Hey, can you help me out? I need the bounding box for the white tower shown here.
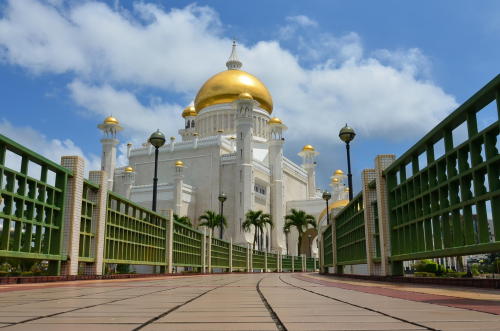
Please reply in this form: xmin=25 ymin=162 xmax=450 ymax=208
xmin=268 ymin=117 xmax=287 ymax=252
xmin=234 ymin=92 xmax=255 ymax=244
xmin=298 ymin=145 xmax=319 ymax=199
xmin=97 ymin=116 xmax=123 ymax=190
xmin=180 ymin=105 xmax=197 ymax=141
xmin=173 ymin=160 xmax=184 ymax=215
xmin=122 ymin=166 xmax=135 ymax=199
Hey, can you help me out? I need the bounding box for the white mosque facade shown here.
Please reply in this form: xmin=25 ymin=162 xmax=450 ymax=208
xmin=100 ymin=43 xmax=349 ymax=256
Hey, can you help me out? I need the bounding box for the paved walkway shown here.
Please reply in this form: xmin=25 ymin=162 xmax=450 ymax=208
xmin=0 ymin=273 xmax=499 ymax=330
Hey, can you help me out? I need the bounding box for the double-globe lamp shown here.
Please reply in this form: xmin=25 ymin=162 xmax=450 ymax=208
xmin=149 ymin=129 xmax=166 ymax=212
xmin=339 ymin=124 xmax=356 ymax=201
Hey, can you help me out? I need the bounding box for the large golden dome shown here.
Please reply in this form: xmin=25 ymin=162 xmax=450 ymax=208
xmin=194 ymin=70 xmax=273 ymax=114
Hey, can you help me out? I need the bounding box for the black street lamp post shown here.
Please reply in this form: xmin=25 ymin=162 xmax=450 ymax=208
xmin=339 ymin=124 xmax=356 ymax=201
xmin=218 ymin=193 xmax=227 ymax=239
xmin=149 ymin=129 xmax=166 ymax=211
xmin=322 ymin=191 xmax=331 ymax=225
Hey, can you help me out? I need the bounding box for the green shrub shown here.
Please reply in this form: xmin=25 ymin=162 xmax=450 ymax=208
xmin=446 ymin=272 xmax=467 ymax=278
xmin=20 ymin=271 xmax=33 ymax=277
xmin=0 ymin=271 xmax=9 ymax=277
xmin=471 ymin=263 xmax=480 ymax=276
xmin=414 ymin=271 xmax=436 ymax=277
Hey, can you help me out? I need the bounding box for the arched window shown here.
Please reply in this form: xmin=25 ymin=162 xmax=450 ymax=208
xmin=191 ymin=120 xmax=195 ymax=128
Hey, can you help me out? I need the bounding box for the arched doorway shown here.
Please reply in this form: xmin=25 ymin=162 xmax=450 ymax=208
xmin=300 ymin=228 xmax=318 ymax=257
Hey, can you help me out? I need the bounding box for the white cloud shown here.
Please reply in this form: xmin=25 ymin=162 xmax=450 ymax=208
xmin=0 ymin=119 xmax=101 ymax=176
xmin=286 ymin=15 xmax=318 ymax=27
xmin=69 ymin=80 xmax=182 ymax=139
xmin=0 ymin=0 xmax=457 ymax=146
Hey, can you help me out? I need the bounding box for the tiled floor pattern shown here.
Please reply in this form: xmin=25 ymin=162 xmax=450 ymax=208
xmin=0 ymin=273 xmax=498 ymax=330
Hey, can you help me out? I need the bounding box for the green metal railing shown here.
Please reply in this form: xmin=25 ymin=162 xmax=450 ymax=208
xmin=267 ymin=252 xmax=278 ymax=271
xmin=306 ymin=257 xmax=315 ymax=271
xmin=385 ymin=75 xmax=500 ymax=262
xmin=0 ymin=134 xmax=69 ymax=273
xmin=211 ymin=237 xmax=230 ymax=268
xmin=231 ymin=244 xmax=247 ymax=269
xmin=173 ymin=221 xmax=203 ymax=267
xmin=372 ymin=201 xmax=381 ymax=261
xmin=282 ymin=255 xmax=292 ymax=271
xmin=79 ymin=180 xmax=98 ymax=262
xmin=322 ymin=223 xmax=333 ymax=267
xmin=252 ymin=249 xmax=265 ymax=269
xmin=104 ymin=192 xmax=167 ymax=266
xmin=335 ymin=193 xmax=366 ymax=265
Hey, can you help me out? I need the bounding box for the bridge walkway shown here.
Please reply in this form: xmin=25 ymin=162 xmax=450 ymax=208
xmin=0 ymin=273 xmax=498 ymax=330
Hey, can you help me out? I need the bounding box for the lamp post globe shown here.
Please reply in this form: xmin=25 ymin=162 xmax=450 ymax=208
xmin=149 ymin=129 xmax=166 ymax=148
xmin=149 ymin=129 xmax=166 ymax=212
xmin=339 ymin=124 xmax=356 ymax=143
xmin=339 ymin=124 xmax=356 ymax=201
xmin=218 ymin=193 xmax=227 ymax=239
xmin=322 ymin=191 xmax=331 ymax=225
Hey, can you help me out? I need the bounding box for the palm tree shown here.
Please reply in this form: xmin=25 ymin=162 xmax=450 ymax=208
xmin=198 ymin=210 xmax=226 ymax=237
xmin=173 ymin=214 xmax=192 ymax=227
xmin=242 ymin=210 xmax=273 ymax=250
xmin=284 ymin=209 xmax=316 ymax=255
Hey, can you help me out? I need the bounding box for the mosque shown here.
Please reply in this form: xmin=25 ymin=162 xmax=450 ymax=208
xmin=97 ymin=42 xmax=349 ymax=256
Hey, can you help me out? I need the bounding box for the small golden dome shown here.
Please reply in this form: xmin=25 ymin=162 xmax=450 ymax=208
xmin=332 ymin=178 xmax=339 ymax=183
xmin=175 ymin=160 xmax=184 ymax=167
xmin=104 ymin=116 xmax=119 ymax=125
xmin=194 ymin=70 xmax=273 ymax=113
xmin=344 ymin=187 xmax=350 ymax=192
xmin=268 ymin=117 xmax=283 ymax=125
xmin=124 ymin=166 xmax=134 ymax=173
xmin=335 ymin=169 xmax=344 ymax=175
xmin=302 ymin=144 xmax=315 ymax=152
xmin=182 ymin=105 xmax=197 ymax=118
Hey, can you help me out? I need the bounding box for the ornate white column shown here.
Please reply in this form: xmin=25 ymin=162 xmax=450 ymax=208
xmin=268 ymin=117 xmax=287 ymax=253
xmin=173 ymin=160 xmax=184 ymax=216
xmin=97 ymin=116 xmax=122 ymax=191
xmin=233 ymin=92 xmax=255 ymax=245
xmin=298 ymin=145 xmax=319 ymax=199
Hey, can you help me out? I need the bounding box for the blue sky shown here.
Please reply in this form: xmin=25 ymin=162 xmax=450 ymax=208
xmin=0 ymin=0 xmax=499 ymax=193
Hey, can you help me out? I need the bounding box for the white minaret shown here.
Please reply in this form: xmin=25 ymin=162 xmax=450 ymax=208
xmin=97 ymin=116 xmax=123 ymax=190
xmin=234 ymin=92 xmax=255 ymax=245
xmin=268 ymin=117 xmax=287 ymax=253
xmin=122 ymin=166 xmax=135 ymax=199
xmin=173 ymin=160 xmax=184 ymax=215
xmin=330 ymin=169 xmax=348 ymax=201
xmin=180 ymin=105 xmax=197 ymax=141
xmin=298 ymin=145 xmax=319 ymax=199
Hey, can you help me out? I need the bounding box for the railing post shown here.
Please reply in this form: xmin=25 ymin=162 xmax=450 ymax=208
xmin=362 ymin=169 xmax=377 ymax=276
xmin=331 ymin=222 xmax=336 ymax=274
xmin=88 ymin=170 xmax=108 ymax=275
xmin=229 ymin=238 xmax=233 ymax=272
xmin=302 ymin=254 xmax=306 ymax=272
xmin=278 ymin=251 xmax=282 ymax=272
xmin=264 ymin=251 xmax=267 ymax=272
xmin=246 ymin=244 xmax=250 ymax=272
xmin=60 ymin=156 xmax=85 ymax=276
xmin=314 ymin=257 xmax=316 ymax=271
xmin=374 ymin=154 xmax=396 ymax=276
xmin=291 ymin=254 xmax=294 ymax=272
xmin=167 ymin=209 xmax=174 ymax=274
xmin=201 ymin=227 xmax=207 ymax=273
xmin=208 ymin=230 xmax=212 ymax=273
